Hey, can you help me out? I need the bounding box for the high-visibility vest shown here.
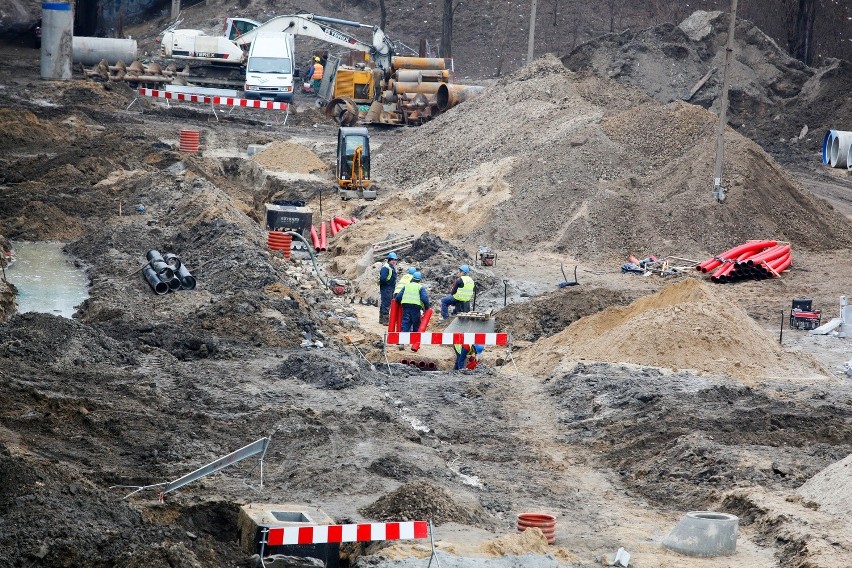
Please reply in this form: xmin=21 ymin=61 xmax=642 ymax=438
xmin=452 ymin=275 xmax=474 ymax=302
xmin=454 ymin=344 xmax=469 ymax=355
xmin=394 ymin=273 xmax=413 ymax=294
xmin=401 ymin=282 xmax=423 ymax=307
xmin=312 ymin=63 xmax=324 ymax=79
xmin=378 ymin=262 xmax=393 ymax=284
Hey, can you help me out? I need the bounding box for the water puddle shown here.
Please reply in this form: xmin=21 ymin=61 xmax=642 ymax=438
xmin=5 ymin=241 xmax=89 ymax=318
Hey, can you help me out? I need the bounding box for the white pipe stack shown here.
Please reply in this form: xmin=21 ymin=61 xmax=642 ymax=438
xmin=822 ymin=129 xmax=852 ymax=168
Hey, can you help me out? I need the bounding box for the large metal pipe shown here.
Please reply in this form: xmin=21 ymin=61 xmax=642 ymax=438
xmin=142 ymin=265 xmax=169 ymax=295
xmin=176 ymin=264 xmax=196 ymax=290
xmin=436 ymin=84 xmax=486 ymax=111
xmin=395 ymin=69 xmax=449 ymax=83
xmin=72 ymin=37 xmax=137 ymax=66
xmin=392 ymin=56 xmax=445 ymax=71
xmin=150 ymin=260 xmax=174 ymax=280
xmin=41 ymin=2 xmax=73 ymax=80
xmin=163 ymin=253 xmax=182 ymax=269
xmin=146 ymin=249 xmax=164 ymax=263
xmin=830 ymin=131 xmax=852 ymax=168
xmin=393 ymin=81 xmax=442 ymax=95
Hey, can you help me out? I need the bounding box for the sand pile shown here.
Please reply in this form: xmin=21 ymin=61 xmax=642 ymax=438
xmin=798 ymin=454 xmax=852 ymax=521
xmin=517 ymin=278 xmax=826 ymax=382
xmin=252 ymin=141 xmax=327 ymax=174
xmin=375 ymin=55 xmax=852 ymax=260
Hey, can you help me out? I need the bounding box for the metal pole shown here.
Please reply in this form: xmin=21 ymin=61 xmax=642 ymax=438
xmin=712 ymin=0 xmax=738 ymax=203
xmin=779 ymin=309 xmax=784 ymax=344
xmin=526 ymin=0 xmax=538 ymax=64
xmin=503 ymin=279 xmax=508 ymax=307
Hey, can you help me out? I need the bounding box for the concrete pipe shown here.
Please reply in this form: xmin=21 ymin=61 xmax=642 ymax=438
xmin=663 ymin=511 xmax=738 ymax=557
xmin=393 ymin=81 xmax=442 ymax=95
xmin=829 ymin=130 xmax=852 ymax=168
xmin=820 ymin=130 xmax=851 ymax=165
xmin=392 ymin=57 xmax=445 ymax=71
xmin=436 ymin=84 xmax=486 ymax=112
xmin=41 ymin=2 xmax=74 ymax=80
xmin=176 ymin=264 xmax=196 ymax=290
xmin=142 ymin=265 xmax=169 ymax=295
xmin=72 ymin=37 xmax=137 ymax=66
xmin=395 ymin=69 xmax=449 ymax=83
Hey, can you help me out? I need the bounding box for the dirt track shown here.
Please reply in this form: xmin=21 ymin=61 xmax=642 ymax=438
xmin=2 ymin=19 xmax=852 ymax=568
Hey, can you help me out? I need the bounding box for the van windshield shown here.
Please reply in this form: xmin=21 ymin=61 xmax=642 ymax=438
xmin=248 ymin=57 xmax=293 ymax=74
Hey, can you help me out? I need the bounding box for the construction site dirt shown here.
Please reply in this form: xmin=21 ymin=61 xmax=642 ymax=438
xmin=2 ymin=7 xmax=852 ymax=568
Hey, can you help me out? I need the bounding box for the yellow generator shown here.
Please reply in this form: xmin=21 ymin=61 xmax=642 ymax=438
xmin=333 ymin=67 xmax=375 ymax=102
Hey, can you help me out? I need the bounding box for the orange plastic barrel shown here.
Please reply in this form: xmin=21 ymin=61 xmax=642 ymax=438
xmin=517 ymin=513 xmax=556 ymax=545
xmin=179 ymin=129 xmax=200 ymax=153
xmin=267 ymin=231 xmax=292 ymax=258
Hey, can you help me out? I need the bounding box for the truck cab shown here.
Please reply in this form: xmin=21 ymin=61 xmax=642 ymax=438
xmin=244 ymin=33 xmax=296 ymax=102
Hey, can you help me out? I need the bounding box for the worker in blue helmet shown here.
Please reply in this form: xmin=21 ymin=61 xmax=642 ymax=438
xmin=440 ymin=264 xmax=474 ymax=320
xmin=454 ymin=343 xmax=484 ymax=370
xmin=394 ymin=271 xmax=430 ymax=332
xmin=377 ymin=252 xmax=398 ymax=325
xmin=394 ymin=266 xmax=418 ymax=295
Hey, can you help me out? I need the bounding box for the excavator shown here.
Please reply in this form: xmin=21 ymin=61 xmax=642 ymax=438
xmin=336 ymin=127 xmax=374 ymax=200
xmin=159 ymin=13 xmax=406 ymax=88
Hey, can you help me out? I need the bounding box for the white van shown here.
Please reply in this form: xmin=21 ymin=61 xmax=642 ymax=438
xmin=244 ymin=33 xmax=296 ymax=102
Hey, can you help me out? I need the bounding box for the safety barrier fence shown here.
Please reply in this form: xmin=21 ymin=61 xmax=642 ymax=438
xmin=385 ymin=332 xmax=509 ymax=346
xmin=137 ymin=88 xmax=289 ymax=110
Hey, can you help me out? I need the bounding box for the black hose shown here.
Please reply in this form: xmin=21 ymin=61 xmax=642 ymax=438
xmin=282 ymin=230 xmax=327 ymax=288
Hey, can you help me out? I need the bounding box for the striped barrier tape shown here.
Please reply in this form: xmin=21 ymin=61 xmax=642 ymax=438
xmin=266 ymin=521 xmax=428 ymax=546
xmin=385 ymin=332 xmax=509 ymax=346
xmin=138 ymin=88 xmax=289 ymax=110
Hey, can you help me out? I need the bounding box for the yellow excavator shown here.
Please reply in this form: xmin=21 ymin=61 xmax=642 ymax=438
xmin=336 ymin=127 xmax=375 ymax=200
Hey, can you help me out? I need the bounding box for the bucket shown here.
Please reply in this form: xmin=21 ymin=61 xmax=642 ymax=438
xmin=517 ymin=513 xmax=556 ymax=545
xmin=179 ymin=129 xmax=200 ymax=153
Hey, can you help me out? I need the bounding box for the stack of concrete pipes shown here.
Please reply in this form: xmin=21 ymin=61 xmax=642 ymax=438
xmin=822 ymin=130 xmax=852 ymax=170
xmin=381 ymin=57 xmax=485 ymax=124
xmin=143 ymin=250 xmax=197 ymax=295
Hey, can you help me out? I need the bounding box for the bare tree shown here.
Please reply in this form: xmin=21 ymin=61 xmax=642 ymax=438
xmin=785 ymin=0 xmax=817 ymax=65
xmin=440 ymin=0 xmax=463 ymax=58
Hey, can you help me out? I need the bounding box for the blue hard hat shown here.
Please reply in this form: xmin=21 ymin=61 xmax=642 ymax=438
xmin=459 ymin=264 xmax=470 ymax=274
xmin=473 ymin=345 xmax=484 ymax=354
xmin=412 ymin=271 xmax=422 ymax=280
xmin=407 ymin=267 xmax=417 ymax=275
xmin=387 ymin=252 xmax=398 ymax=260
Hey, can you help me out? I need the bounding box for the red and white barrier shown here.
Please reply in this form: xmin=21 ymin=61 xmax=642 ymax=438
xmin=385 ymin=332 xmax=509 ymax=346
xmin=138 ymin=88 xmax=289 ymax=110
xmin=266 ymin=521 xmax=428 ymax=546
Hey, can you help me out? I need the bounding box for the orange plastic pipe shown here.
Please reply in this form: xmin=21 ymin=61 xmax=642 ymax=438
xmin=411 ymin=308 xmax=433 ymax=352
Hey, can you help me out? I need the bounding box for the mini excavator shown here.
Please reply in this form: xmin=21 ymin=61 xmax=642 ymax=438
xmin=336 ymin=127 xmax=376 ymax=200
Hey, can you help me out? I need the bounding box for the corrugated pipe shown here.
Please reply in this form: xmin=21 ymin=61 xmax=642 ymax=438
xmin=517 ymin=513 xmax=556 ymax=545
xmin=330 ymin=218 xmax=339 ymax=236
xmin=697 ymin=240 xmax=777 ymax=273
xmin=310 ymin=225 xmax=320 ymax=250
xmin=320 ymin=222 xmax=328 ymax=251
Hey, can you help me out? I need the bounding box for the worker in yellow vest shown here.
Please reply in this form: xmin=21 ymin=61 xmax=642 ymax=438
xmin=394 ymin=267 xmax=417 ymax=295
xmin=440 ymin=265 xmax=474 ymax=319
xmin=394 ymin=271 xmax=430 ymax=332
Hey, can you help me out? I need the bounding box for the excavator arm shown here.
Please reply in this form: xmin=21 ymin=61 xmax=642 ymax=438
xmin=233 ymin=13 xmax=395 ymax=70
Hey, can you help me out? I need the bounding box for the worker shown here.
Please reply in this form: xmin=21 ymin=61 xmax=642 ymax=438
xmin=394 ymin=266 xmax=417 ymax=295
xmin=453 ymin=344 xmax=484 ymax=370
xmin=440 ymin=265 xmax=475 ymax=320
xmin=394 ymin=271 xmax=430 ymax=332
xmin=378 ymin=252 xmax=398 ymax=325
xmin=308 ymin=56 xmax=324 ymax=95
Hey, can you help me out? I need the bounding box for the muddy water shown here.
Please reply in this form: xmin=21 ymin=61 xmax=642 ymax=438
xmin=5 ymin=241 xmax=89 ymax=318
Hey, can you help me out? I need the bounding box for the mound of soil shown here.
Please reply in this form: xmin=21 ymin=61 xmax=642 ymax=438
xmin=252 ymin=141 xmax=327 ymax=174
xmin=375 ymin=55 xmax=852 ymax=260
xmin=360 ymin=479 xmax=487 ymax=527
xmin=520 ymin=277 xmax=827 ymax=382
xmin=495 ymin=287 xmax=630 ymax=341
xmin=798 ymin=454 xmax=852 ymax=520
xmin=278 ymin=349 xmax=376 ymax=390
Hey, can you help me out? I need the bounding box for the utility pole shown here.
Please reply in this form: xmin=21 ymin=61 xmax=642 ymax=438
xmin=527 ymin=0 xmax=537 ymax=64
xmin=712 ymin=0 xmax=737 ymax=203
xmin=171 ymin=0 xmax=180 ymax=19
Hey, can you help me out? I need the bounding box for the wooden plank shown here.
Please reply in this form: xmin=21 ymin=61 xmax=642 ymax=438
xmin=682 ymin=67 xmax=717 ymax=101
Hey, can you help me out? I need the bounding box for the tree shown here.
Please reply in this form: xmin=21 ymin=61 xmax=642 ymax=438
xmin=785 ymin=0 xmax=817 ymax=65
xmin=440 ymin=0 xmax=463 ymax=58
